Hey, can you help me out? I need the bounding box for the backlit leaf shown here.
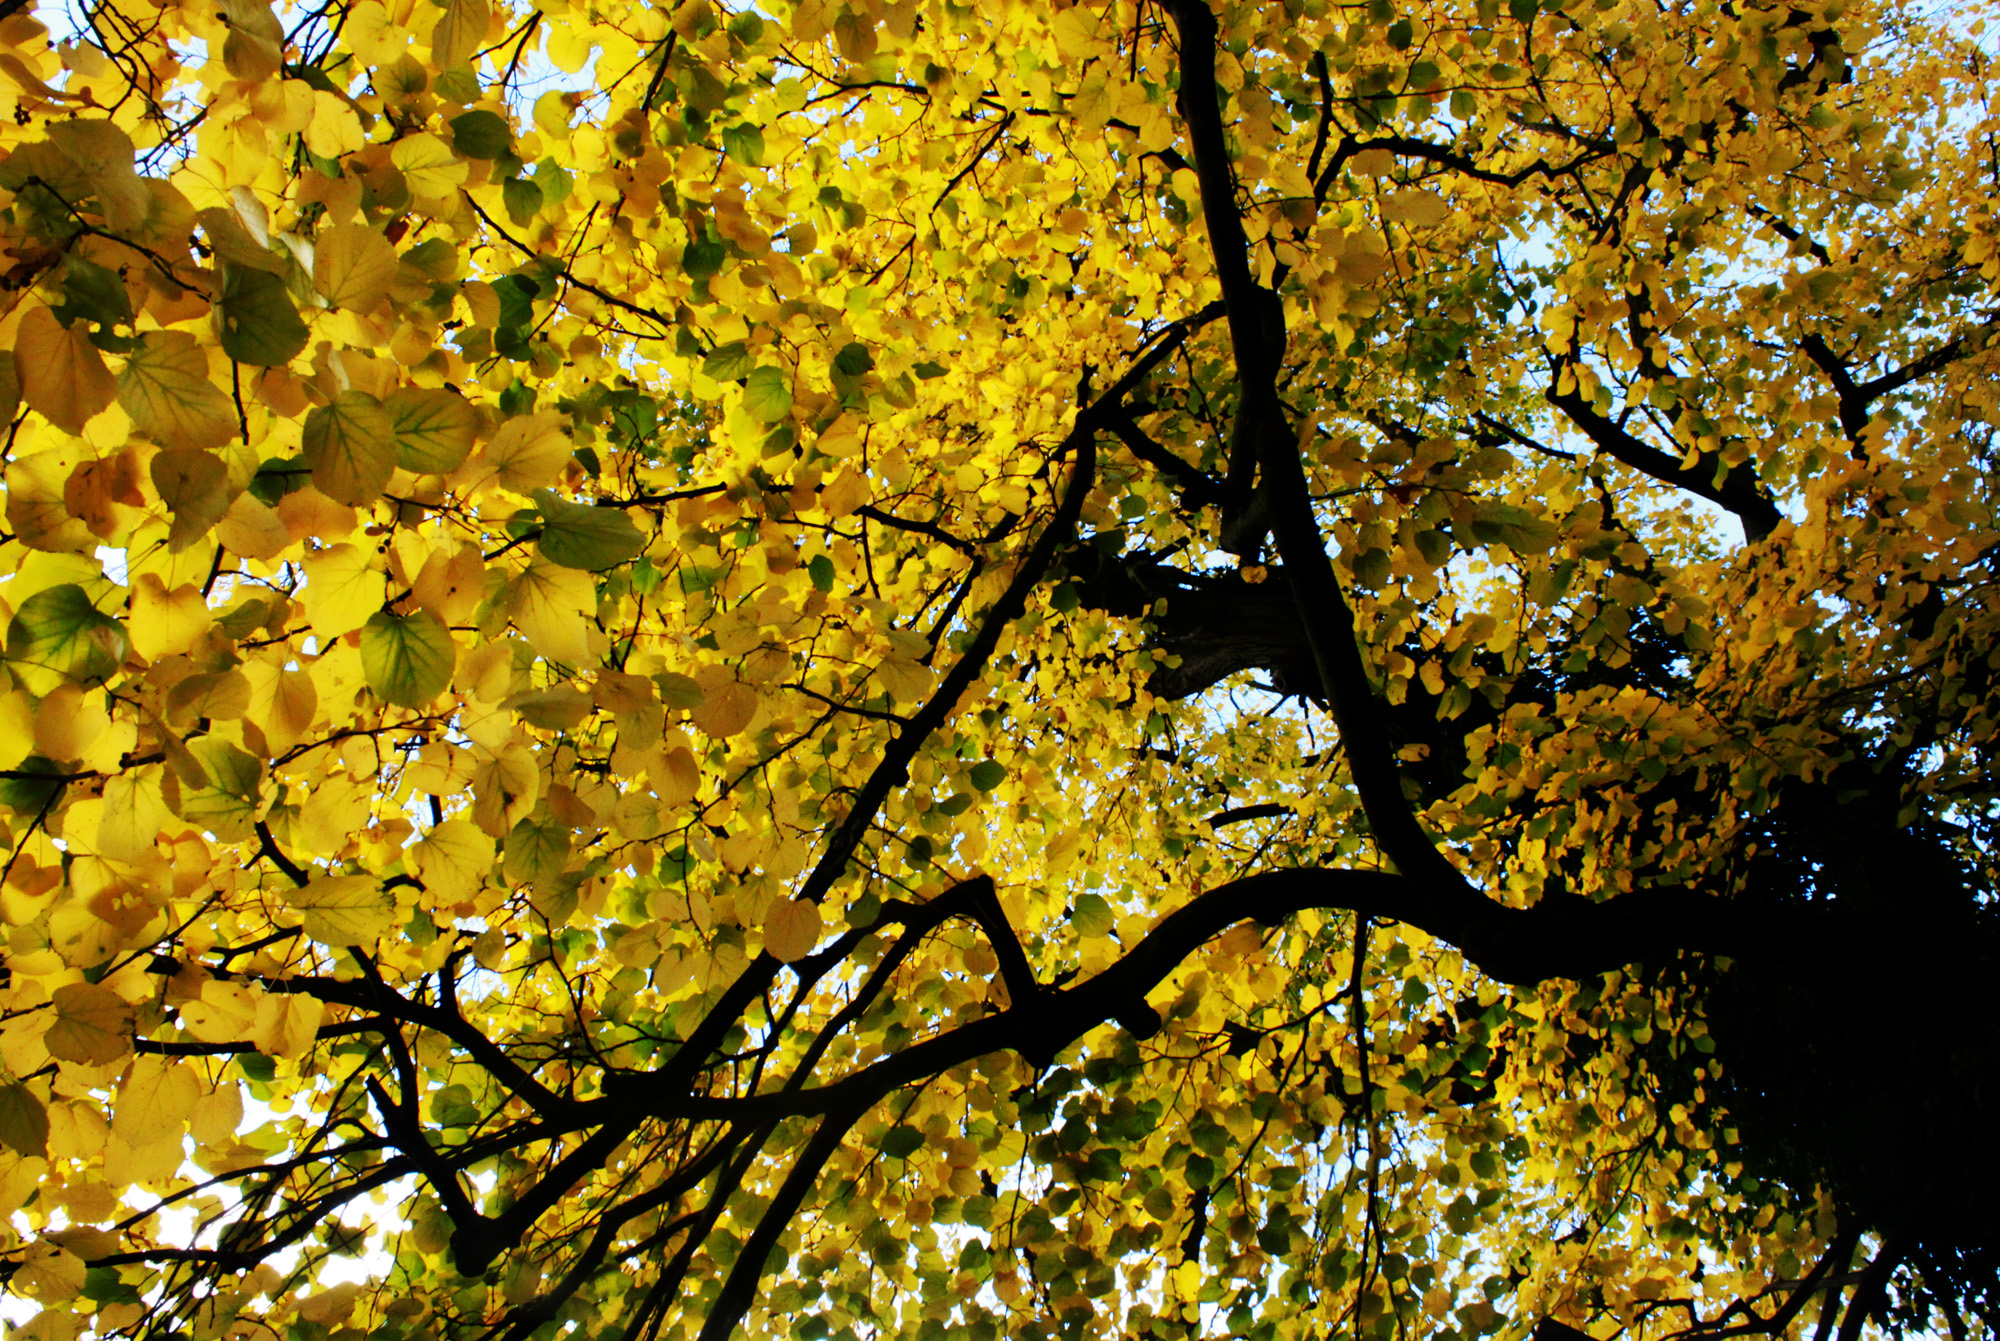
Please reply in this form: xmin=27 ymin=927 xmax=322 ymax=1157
xmin=313 ymin=223 xmax=401 ymax=313
xmin=301 ymin=390 xmax=397 ymax=505
xmin=533 ymin=489 xmax=645 ymax=570
xmin=215 ymin=264 xmax=308 ymax=366
xmin=118 ymin=331 xmax=236 ymax=450
xmin=285 ymin=875 xmax=394 ymax=947
xmin=360 ymin=610 xmax=456 ymax=708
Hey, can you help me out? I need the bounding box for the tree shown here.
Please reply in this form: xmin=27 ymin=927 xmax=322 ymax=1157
xmin=0 ymin=0 xmax=1995 ymax=1334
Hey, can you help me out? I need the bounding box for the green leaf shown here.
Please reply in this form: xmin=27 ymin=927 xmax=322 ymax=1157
xmin=387 ymin=387 xmax=479 ymax=473
xmin=722 ymin=123 xmax=765 ymax=166
xmin=450 ymin=109 xmax=513 ymax=159
xmin=912 ymin=360 xmax=947 ymax=379
xmin=808 ymin=554 xmax=835 ymax=592
xmin=494 ymin=273 xmax=539 ymax=331
xmin=0 ymin=757 xmax=71 ymax=813
xmin=655 ymin=671 xmax=704 ymax=710
xmin=533 ymin=489 xmax=646 ymax=570
xmin=189 ymin=737 xmax=262 ymax=801
xmin=703 ymin=341 xmax=754 ymax=381
xmin=968 ymin=760 xmax=1007 ymax=792
xmin=55 ymin=256 xmax=133 ymax=331
xmin=833 ymin=342 xmax=873 ymax=375
xmin=1469 ymin=501 xmax=1558 ymax=555
xmin=81 ymin=1266 xmax=140 ymax=1306
xmin=683 ymin=239 xmax=725 ymax=281
xmin=502 ymin=175 xmax=544 ymax=225
xmin=7 ymin=584 xmax=126 ymax=693
xmin=361 ymin=611 xmax=456 ymax=708
xmin=743 ymin=365 xmax=792 ymax=423
xmin=214 ymin=263 xmax=308 ymax=366
xmin=1072 ymin=892 xmax=1115 ymax=937
xmin=534 ymin=158 xmax=573 ymax=208
xmin=0 ymin=1082 xmax=48 ymax=1157
xmin=880 ymin=1125 xmax=924 ymax=1158
xmin=505 ymin=813 xmax=573 ymax=885
xmin=301 ymin=390 xmax=397 ymax=505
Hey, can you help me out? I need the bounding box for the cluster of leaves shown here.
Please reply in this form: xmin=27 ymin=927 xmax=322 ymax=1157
xmin=0 ymin=0 xmax=1994 ymax=1337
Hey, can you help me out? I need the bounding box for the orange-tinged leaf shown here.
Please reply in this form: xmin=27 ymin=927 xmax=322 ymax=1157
xmin=764 ymin=898 xmax=822 ymax=962
xmin=15 ymin=305 xmax=115 ymax=433
xmin=690 ymin=678 xmax=756 ymax=738
xmin=44 ymin=982 xmax=133 ymax=1066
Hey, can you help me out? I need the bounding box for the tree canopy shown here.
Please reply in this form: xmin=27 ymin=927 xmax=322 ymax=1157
xmin=0 ymin=0 xmax=1996 ymax=1337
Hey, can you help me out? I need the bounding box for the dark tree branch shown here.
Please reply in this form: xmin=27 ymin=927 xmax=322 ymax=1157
xmin=1545 ymin=380 xmax=1782 ymax=541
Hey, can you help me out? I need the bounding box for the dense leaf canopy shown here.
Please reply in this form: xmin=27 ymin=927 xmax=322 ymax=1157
xmin=0 ymin=0 xmax=1995 ymax=1338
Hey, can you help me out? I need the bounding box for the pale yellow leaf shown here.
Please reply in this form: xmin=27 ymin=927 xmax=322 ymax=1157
xmin=391 ymin=133 xmax=469 ymax=199
xmin=506 ymin=560 xmax=594 ymax=665
xmin=112 ymin=1056 xmax=199 ymax=1146
xmin=410 ymin=818 xmax=495 ymax=902
xmin=302 ymin=542 xmax=386 ymax=640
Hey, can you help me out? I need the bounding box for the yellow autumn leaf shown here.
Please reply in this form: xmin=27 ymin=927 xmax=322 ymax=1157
xmin=313 ymin=222 xmax=401 ymax=314
xmin=506 ymin=560 xmax=595 ymax=665
xmin=284 ymin=874 xmax=396 ymax=946
xmin=430 ymin=0 xmax=492 ymax=68
xmin=302 ymin=542 xmax=387 ymax=640
xmin=303 ymin=89 xmax=367 ymax=159
xmin=112 ymin=1056 xmax=200 ymax=1146
xmin=472 ymin=410 xmax=571 ymax=494
xmin=391 ymin=133 xmax=470 ymax=199
xmin=250 ymin=992 xmax=324 ymax=1060
xmin=96 ymin=767 xmax=171 ymax=862
xmin=32 ymin=682 xmax=108 ymax=761
xmin=409 ymin=818 xmax=495 ymax=902
xmin=301 ymin=390 xmax=397 ymax=505
xmin=240 ymin=660 xmax=319 ymax=753
xmin=127 ymin=574 xmax=214 ymax=662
